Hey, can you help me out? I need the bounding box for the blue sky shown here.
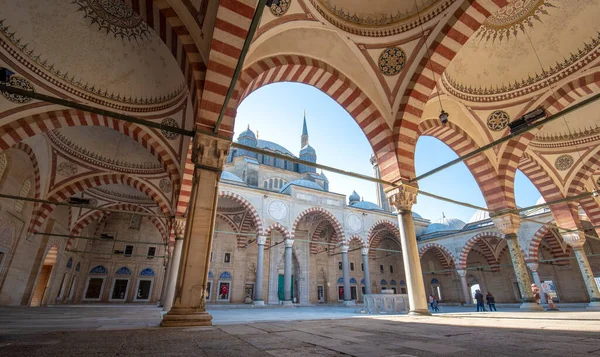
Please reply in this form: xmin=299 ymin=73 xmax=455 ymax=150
xmin=235 ymin=83 xmax=541 ymax=223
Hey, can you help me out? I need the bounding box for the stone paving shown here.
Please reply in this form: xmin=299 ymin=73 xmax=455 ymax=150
xmin=1 ymin=305 xmax=599 ymax=356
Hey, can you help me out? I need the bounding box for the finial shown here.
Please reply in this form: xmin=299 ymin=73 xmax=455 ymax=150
xmin=256 ymin=130 xmax=259 ymax=139
xmin=247 ymin=124 xmax=250 ymax=130
xmin=442 ymin=212 xmax=446 ymax=219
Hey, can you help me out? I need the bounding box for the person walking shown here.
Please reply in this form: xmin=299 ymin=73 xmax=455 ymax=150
xmin=429 ymin=294 xmax=435 ymax=311
xmin=433 ymin=296 xmax=440 ymax=312
xmin=474 ymin=290 xmax=486 ymax=312
xmin=486 ymin=292 xmax=497 ymax=311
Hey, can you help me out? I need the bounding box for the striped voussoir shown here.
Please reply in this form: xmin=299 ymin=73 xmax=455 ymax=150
xmin=197 ymin=0 xmax=255 ymax=136
xmin=366 ymin=219 xmax=401 ymax=258
xmin=0 ymin=109 xmax=181 ymax=190
xmin=579 ymin=196 xmax=600 ymax=237
xmin=566 ymin=149 xmax=600 ymax=198
xmin=265 ymin=222 xmax=291 ymax=246
xmin=418 ymin=243 xmax=456 ymax=270
xmin=309 ymin=218 xmax=340 ymax=255
xmin=527 ymin=225 xmax=571 ymax=265
xmin=237 ymin=54 xmax=399 ymax=182
xmin=540 ymin=71 xmax=600 ymax=115
xmin=394 ymin=0 xmax=508 ymax=179
xmin=347 ymin=234 xmax=365 ymax=247
xmin=218 ymin=191 xmax=264 ymax=235
xmin=176 ymin=141 xmax=194 ymax=215
xmin=66 ymin=203 xmax=167 ymax=251
xmin=131 ymin=0 xmax=206 ymax=113
xmin=417 ymin=119 xmax=504 ymax=209
xmin=291 ymin=207 xmax=345 ymax=243
xmin=457 ymin=232 xmax=504 ymax=270
xmin=27 ymin=173 xmax=172 ymax=237
xmin=13 ymin=142 xmax=41 ymax=208
xmin=519 ymin=153 xmax=581 ymax=230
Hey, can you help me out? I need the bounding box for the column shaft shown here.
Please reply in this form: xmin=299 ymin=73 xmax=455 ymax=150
xmin=341 ymin=244 xmax=352 ymax=303
xmin=527 ymin=264 xmax=547 ymax=304
xmin=283 ymin=239 xmax=293 ymax=304
xmin=505 ymin=234 xmax=537 ymax=305
xmin=253 ymin=236 xmax=266 ymax=305
xmin=457 ymin=269 xmax=471 ymax=305
xmin=573 ymin=247 xmax=600 ymax=303
xmin=362 ymin=249 xmax=371 ymax=295
xmin=163 ymin=237 xmax=184 ymax=312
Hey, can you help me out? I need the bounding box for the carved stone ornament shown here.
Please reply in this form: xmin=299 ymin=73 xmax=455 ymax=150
xmin=490 ymin=213 xmax=520 ymax=235
xmin=561 ymin=232 xmax=586 ymax=248
xmin=284 ymin=239 xmax=294 ymax=248
xmin=456 ymin=269 xmax=467 ymax=277
xmin=487 ymin=110 xmax=510 ymax=131
xmin=555 ymin=154 xmax=574 ymax=171
xmin=339 ymin=242 xmax=350 ymax=253
xmin=256 ymin=235 xmax=267 ymax=245
xmin=378 ymin=47 xmax=406 ymax=76
xmin=174 ymin=218 xmax=186 ymax=238
xmin=361 ymin=247 xmax=369 ymax=256
xmin=386 ymin=184 xmax=418 ymax=211
xmin=193 ymin=134 xmax=231 ymax=169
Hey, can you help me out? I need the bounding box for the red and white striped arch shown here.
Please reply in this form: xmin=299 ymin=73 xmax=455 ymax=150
xmin=291 ymin=207 xmax=345 ymax=243
xmin=13 ymin=142 xmax=41 ymax=205
xmin=527 ymin=224 xmax=571 ymax=265
xmin=27 ymin=173 xmax=171 ymax=236
xmin=565 ymin=147 xmax=600 ymax=236
xmin=218 ymin=190 xmax=264 ymax=235
xmin=347 ymin=234 xmax=365 ymax=247
xmin=367 ymin=219 xmax=401 ymax=259
xmin=457 ymin=231 xmax=504 ymax=269
xmin=394 ymin=0 xmax=509 ymax=180
xmin=67 ymin=203 xmax=167 ymax=251
xmin=417 ymin=119 xmax=508 ymax=210
xmin=0 ymin=109 xmax=181 ymax=190
xmin=418 ymin=243 xmax=456 ymax=270
xmin=236 ymin=54 xmax=399 ymax=182
xmin=265 ymin=222 xmax=291 ymax=246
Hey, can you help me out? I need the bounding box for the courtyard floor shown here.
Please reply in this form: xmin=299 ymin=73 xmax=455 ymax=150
xmin=1 ymin=305 xmax=599 ymax=356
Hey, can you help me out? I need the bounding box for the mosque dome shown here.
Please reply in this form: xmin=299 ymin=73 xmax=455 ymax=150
xmin=220 ymin=172 xmax=246 ymax=185
xmin=349 ymin=190 xmax=360 ymax=204
xmin=350 ymin=201 xmax=383 ymax=211
xmin=422 ymin=216 xmax=466 ymax=235
xmin=412 ymin=211 xmax=423 ymax=219
xmin=238 ymin=126 xmax=256 ymax=140
xmin=280 ymin=179 xmax=324 ymax=194
xmin=257 ymin=139 xmax=295 ymax=157
xmin=469 ymin=209 xmax=490 ymax=223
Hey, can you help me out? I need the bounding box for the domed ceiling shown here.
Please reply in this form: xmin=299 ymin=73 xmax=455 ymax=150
xmin=444 ymin=0 xmax=600 ymax=101
xmin=49 ymin=126 xmax=164 ymax=173
xmin=311 ymin=0 xmax=448 ymax=36
xmin=87 ymin=184 xmax=155 ymax=204
xmin=0 ymin=0 xmax=185 ymax=102
xmin=531 ymin=102 xmax=600 ymax=145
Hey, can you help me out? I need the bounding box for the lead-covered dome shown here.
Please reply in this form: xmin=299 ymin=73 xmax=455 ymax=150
xmin=422 ymin=216 xmax=466 ymax=235
xmin=350 ymin=201 xmax=383 ymax=211
xmin=349 ymin=190 xmax=360 ymax=204
xmin=280 ymin=179 xmax=324 ymax=194
xmin=469 ymin=209 xmax=490 ymax=223
xmin=220 ymin=172 xmax=246 ymax=186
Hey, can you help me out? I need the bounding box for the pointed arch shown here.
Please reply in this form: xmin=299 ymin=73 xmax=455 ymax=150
xmin=367 ymin=219 xmax=401 ymax=259
xmin=527 ymin=224 xmax=571 ymax=265
xmin=218 ymin=191 xmax=263 ymax=235
xmin=265 ymin=222 xmax=291 ymax=246
xmin=458 ymin=232 xmax=505 ymax=270
xmin=291 ymin=207 xmax=345 ymax=243
xmin=237 ymin=55 xmax=399 ymax=182
xmin=347 ymin=234 xmax=365 ymax=247
xmin=0 ymin=109 xmax=181 ymax=190
xmin=27 ymin=173 xmax=171 ymax=236
xmin=418 ymin=243 xmax=456 ymax=270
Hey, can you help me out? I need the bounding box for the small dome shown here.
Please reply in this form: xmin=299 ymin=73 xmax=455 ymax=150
xmin=257 ymin=139 xmax=295 ymax=157
xmin=422 ymin=216 xmax=466 ymax=235
xmin=220 ymin=172 xmax=246 ymax=185
xmin=280 ymin=179 xmax=324 ymax=194
xmin=300 ymin=144 xmax=316 ymax=155
xmin=238 ymin=126 xmax=256 ymax=140
xmin=349 ymin=191 xmax=360 ymax=204
xmin=350 ymin=201 xmax=383 ymax=211
xmin=469 ymin=209 xmax=490 ymax=223
xmin=412 ymin=211 xmax=423 ymax=219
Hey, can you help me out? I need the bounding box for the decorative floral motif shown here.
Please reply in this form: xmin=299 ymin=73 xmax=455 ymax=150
xmin=159 ymin=178 xmax=172 ymax=193
xmin=140 ymin=268 xmax=155 ymax=276
xmin=270 ymin=0 xmax=291 ymax=16
xmin=160 ymin=118 xmax=180 ymax=140
xmin=0 ymin=75 xmax=34 ymax=103
xmin=487 ymin=110 xmax=510 ymax=131
xmin=57 ymin=161 xmax=78 ymax=177
xmin=318 ymin=0 xmax=440 ymax=26
xmin=378 ymin=47 xmax=406 ymax=76
xmin=73 ymin=0 xmax=150 ymax=41
xmin=555 ymin=154 xmax=574 ymax=171
xmin=89 ymin=265 xmax=107 ymax=274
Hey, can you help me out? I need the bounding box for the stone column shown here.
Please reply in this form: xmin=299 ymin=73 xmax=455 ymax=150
xmin=253 ymin=235 xmax=267 ymax=306
xmin=362 ymin=247 xmax=372 ymax=295
xmin=526 ymin=262 xmax=547 ymax=305
xmin=163 ymin=236 xmax=184 ymax=312
xmin=158 ymin=245 xmax=173 ymax=307
xmin=340 ymin=242 xmax=354 ymax=306
xmin=283 ymin=238 xmax=294 ymax=305
xmin=161 ymin=134 xmax=230 ymax=327
xmin=562 ymin=232 xmax=600 ymax=310
xmin=387 ymin=184 xmax=430 ymax=316
xmin=456 ymin=269 xmax=471 ymax=305
xmin=491 ymin=213 xmax=542 ymax=311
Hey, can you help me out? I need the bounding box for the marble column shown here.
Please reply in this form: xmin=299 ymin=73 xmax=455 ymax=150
xmin=362 ymin=247 xmax=372 ymax=295
xmin=491 ymin=213 xmax=542 ymax=311
xmin=456 ymin=269 xmax=471 ymax=305
xmin=283 ymin=238 xmax=294 ymax=305
xmin=161 ymin=134 xmax=230 ymax=327
xmin=387 ymin=184 xmax=430 ymax=316
xmin=526 ymin=262 xmax=547 ymax=305
xmin=253 ymin=235 xmax=267 ymax=306
xmin=340 ymin=242 xmax=354 ymax=306
xmin=163 ymin=236 xmax=184 ymax=312
xmin=158 ymin=245 xmax=173 ymax=307
xmin=562 ymin=232 xmax=600 ymax=310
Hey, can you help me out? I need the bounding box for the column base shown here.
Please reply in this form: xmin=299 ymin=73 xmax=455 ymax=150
xmin=519 ymin=302 xmax=544 ymax=311
xmin=408 ymin=309 xmax=431 ymax=316
xmin=343 ymin=300 xmax=355 ymax=307
xmin=282 ymin=300 xmax=294 ymax=306
xmin=586 ymin=301 xmax=600 ymax=311
xmin=253 ymin=300 xmax=265 ymax=306
xmin=161 ymin=307 xmax=213 ymax=327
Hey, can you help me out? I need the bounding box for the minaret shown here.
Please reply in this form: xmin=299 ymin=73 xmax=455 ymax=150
xmin=370 ymin=154 xmax=392 ymax=212
xmin=301 ymin=111 xmax=309 ymax=148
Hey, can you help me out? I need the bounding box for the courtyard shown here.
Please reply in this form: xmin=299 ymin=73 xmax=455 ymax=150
xmin=1 ymin=305 xmax=599 ymax=356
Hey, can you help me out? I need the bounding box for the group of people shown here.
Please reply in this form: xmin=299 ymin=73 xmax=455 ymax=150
xmin=428 ymin=294 xmax=440 ymax=312
xmin=474 ymin=290 xmax=497 ymax=312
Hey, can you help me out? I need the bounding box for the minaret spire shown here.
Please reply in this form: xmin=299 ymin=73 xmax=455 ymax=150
xmin=301 ymin=111 xmax=309 ymax=148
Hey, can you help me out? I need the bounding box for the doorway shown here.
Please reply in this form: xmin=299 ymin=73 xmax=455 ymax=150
xmin=469 ymin=284 xmax=481 ymax=304
xmin=30 ymin=246 xmax=58 ymax=306
xmin=277 ymin=274 xmax=294 ymax=302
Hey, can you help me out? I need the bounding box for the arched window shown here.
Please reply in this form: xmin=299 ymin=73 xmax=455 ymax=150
xmin=263 ymin=181 xmax=268 ymax=189
xmin=14 ymin=178 xmax=31 ymax=213
xmin=269 ymin=179 xmax=273 ymax=189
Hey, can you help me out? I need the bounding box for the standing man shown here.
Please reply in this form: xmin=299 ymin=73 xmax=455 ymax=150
xmin=486 ymin=292 xmax=497 ymax=311
xmin=474 ymin=290 xmax=486 ymax=312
